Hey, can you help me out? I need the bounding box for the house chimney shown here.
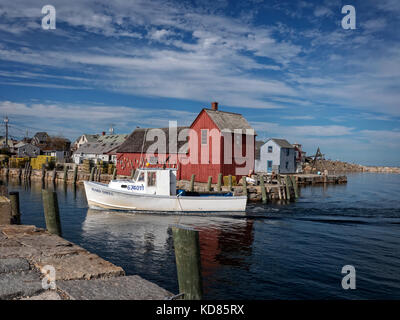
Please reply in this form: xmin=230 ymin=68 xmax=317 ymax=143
xmin=102 ymin=131 xmax=106 ymax=136
xmin=211 ymin=102 xmax=218 ymax=110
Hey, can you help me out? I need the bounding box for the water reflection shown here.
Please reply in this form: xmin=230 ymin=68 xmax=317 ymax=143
xmin=83 ymin=210 xmax=254 ymax=291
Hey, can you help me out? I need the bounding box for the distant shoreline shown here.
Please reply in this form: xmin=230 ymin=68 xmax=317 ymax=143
xmin=303 ymin=160 xmax=400 ymax=174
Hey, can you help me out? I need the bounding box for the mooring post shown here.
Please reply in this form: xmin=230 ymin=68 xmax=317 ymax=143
xmin=73 ymin=165 xmax=78 ymax=184
xmin=89 ymin=167 xmax=95 ymax=181
xmin=291 ymin=176 xmax=299 ymax=199
xmin=112 ymin=167 xmax=117 ymax=180
xmin=285 ymin=176 xmax=291 ymax=201
xmin=41 ymin=164 xmax=46 ymax=182
xmin=242 ymin=176 xmax=247 ymax=197
xmin=9 ymin=191 xmax=21 ymax=225
xmin=18 ymin=167 xmax=22 ymax=180
xmin=190 ymin=174 xmax=195 ymax=192
xmin=97 ymin=166 xmax=101 ymax=182
xmin=216 ymin=173 xmax=222 ymax=192
xmin=41 ymin=189 xmax=62 ymax=236
xmin=228 ymin=174 xmax=233 ymax=191
xmin=52 ymin=169 xmax=57 ymax=183
xmin=172 ymin=226 xmax=203 ymax=300
xmin=63 ymin=165 xmax=68 ymax=182
xmin=207 ymin=176 xmax=212 ymax=192
xmin=259 ymin=175 xmax=267 ymax=204
xmin=130 ymin=169 xmax=135 ymax=179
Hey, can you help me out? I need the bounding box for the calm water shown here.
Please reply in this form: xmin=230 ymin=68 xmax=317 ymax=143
xmin=3 ymin=173 xmax=400 ymax=299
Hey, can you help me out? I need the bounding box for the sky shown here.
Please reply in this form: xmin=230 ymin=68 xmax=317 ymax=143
xmin=0 ymin=0 xmax=399 ymax=166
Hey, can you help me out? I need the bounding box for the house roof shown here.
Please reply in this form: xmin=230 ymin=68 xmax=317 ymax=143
xmin=74 ymin=134 xmax=128 ymax=155
xmin=117 ymin=127 xmax=189 ymax=154
xmin=268 ymin=138 xmax=294 ymax=149
xmin=33 ymin=132 xmax=49 ymax=142
xmin=255 ymin=140 xmax=265 ymax=160
xmin=203 ymin=109 xmax=255 ymax=134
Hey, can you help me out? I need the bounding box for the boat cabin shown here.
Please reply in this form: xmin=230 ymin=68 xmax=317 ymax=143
xmin=108 ymin=168 xmax=177 ymax=196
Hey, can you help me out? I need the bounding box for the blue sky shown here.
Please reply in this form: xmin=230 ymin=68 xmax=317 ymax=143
xmin=0 ymin=0 xmax=399 ymax=166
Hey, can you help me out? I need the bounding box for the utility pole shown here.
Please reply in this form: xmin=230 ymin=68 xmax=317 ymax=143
xmin=3 ymin=116 xmax=9 ymax=149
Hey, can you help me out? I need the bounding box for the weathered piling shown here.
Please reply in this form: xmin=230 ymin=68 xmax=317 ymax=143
xmin=242 ymin=176 xmax=247 ymax=197
xmin=291 ymin=176 xmax=299 ymax=199
xmin=130 ymin=169 xmax=135 ymax=179
xmin=41 ymin=164 xmax=46 ymax=182
xmin=63 ymin=166 xmax=68 ymax=182
xmin=73 ymin=165 xmax=78 ymax=184
xmin=9 ymin=191 xmax=21 ymax=225
xmin=89 ymin=167 xmax=95 ymax=182
xmin=216 ymin=173 xmax=222 ymax=192
xmin=112 ymin=168 xmax=117 ymax=180
xmin=228 ymin=174 xmax=233 ymax=191
xmin=207 ymin=176 xmax=212 ymax=192
xmin=41 ymin=189 xmax=62 ymax=236
xmin=190 ymin=174 xmax=195 ymax=192
xmin=172 ymin=226 xmax=203 ymax=300
xmin=52 ymin=169 xmax=57 ymax=183
xmin=285 ymin=176 xmax=291 ymax=201
xmin=259 ymin=175 xmax=267 ymax=204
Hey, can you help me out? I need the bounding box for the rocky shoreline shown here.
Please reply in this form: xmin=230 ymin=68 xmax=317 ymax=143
xmin=303 ymin=160 xmax=400 ymax=174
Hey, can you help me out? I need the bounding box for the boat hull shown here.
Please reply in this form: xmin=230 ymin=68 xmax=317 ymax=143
xmin=83 ymin=181 xmax=247 ymax=213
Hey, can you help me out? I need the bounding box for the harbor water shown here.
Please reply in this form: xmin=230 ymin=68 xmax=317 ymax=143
xmin=2 ymin=173 xmax=400 ymax=299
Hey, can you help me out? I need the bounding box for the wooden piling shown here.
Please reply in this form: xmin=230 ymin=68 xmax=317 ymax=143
xmin=190 ymin=174 xmax=195 ymax=192
xmin=41 ymin=164 xmax=46 ymax=182
xmin=9 ymin=191 xmax=21 ymax=225
xmin=291 ymin=176 xmax=299 ymax=199
xmin=285 ymin=176 xmax=291 ymax=201
xmin=63 ymin=166 xmax=68 ymax=182
xmin=112 ymin=168 xmax=117 ymax=180
xmin=41 ymin=189 xmax=62 ymax=236
xmin=130 ymin=169 xmax=135 ymax=179
xmin=73 ymin=165 xmax=78 ymax=184
xmin=242 ymin=176 xmax=247 ymax=197
xmin=172 ymin=226 xmax=203 ymax=300
xmin=216 ymin=173 xmax=222 ymax=192
xmin=228 ymin=174 xmax=233 ymax=191
xmin=207 ymin=176 xmax=212 ymax=192
xmin=259 ymin=175 xmax=267 ymax=204
xmin=52 ymin=169 xmax=57 ymax=183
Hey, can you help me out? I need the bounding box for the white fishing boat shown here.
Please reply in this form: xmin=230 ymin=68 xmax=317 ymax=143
xmin=83 ymin=168 xmax=247 ymax=213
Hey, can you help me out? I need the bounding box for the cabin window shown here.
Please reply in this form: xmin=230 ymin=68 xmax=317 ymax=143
xmin=268 ymin=146 xmax=273 ymax=153
xmin=138 ymin=172 xmax=145 ymax=182
xmin=201 ymin=129 xmax=208 ymax=145
xmin=147 ymin=171 xmax=156 ymax=186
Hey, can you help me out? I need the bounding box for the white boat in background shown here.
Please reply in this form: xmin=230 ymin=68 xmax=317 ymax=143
xmin=83 ymin=168 xmax=247 ymax=213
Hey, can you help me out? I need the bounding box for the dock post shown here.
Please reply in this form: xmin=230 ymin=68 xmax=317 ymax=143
xmin=130 ymin=169 xmax=135 ymax=179
xmin=9 ymin=191 xmax=21 ymax=225
xmin=172 ymin=226 xmax=203 ymax=300
xmin=291 ymin=176 xmax=299 ymax=199
xmin=41 ymin=164 xmax=46 ymax=182
xmin=63 ymin=166 xmax=68 ymax=182
xmin=52 ymin=169 xmax=57 ymax=183
xmin=41 ymin=189 xmax=62 ymax=236
xmin=228 ymin=174 xmax=233 ymax=191
xmin=207 ymin=176 xmax=212 ymax=192
xmin=73 ymin=165 xmax=78 ymax=184
xmin=112 ymin=168 xmax=117 ymax=180
xmin=89 ymin=167 xmax=95 ymax=181
xmin=242 ymin=176 xmax=247 ymax=197
xmin=259 ymin=175 xmax=267 ymax=204
xmin=216 ymin=173 xmax=222 ymax=192
xmin=285 ymin=176 xmax=291 ymax=201
xmin=190 ymin=174 xmax=195 ymax=192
